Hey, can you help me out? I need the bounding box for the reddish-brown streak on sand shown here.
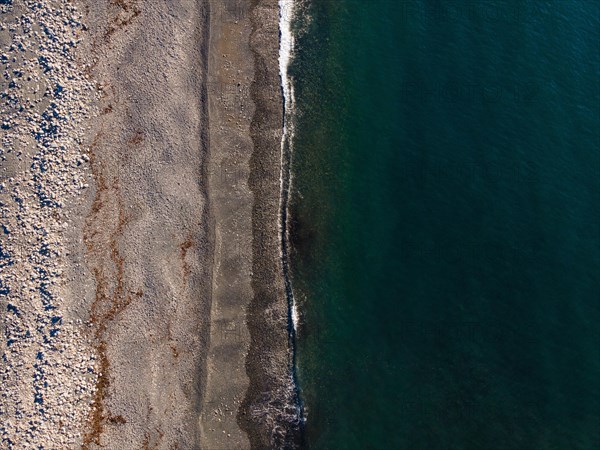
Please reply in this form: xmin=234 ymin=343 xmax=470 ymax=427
xmin=82 ymin=132 xmax=133 ymax=446
xmin=105 ymin=0 xmax=141 ymax=41
xmin=79 ymin=4 xmax=144 ymax=443
xmin=180 ymin=237 xmax=194 ymax=284
xmin=141 ymin=412 xmax=165 ymax=449
xmin=167 ymin=320 xmax=180 ymax=360
xmin=108 ymin=415 xmax=127 ymax=425
xmin=127 ymin=130 xmax=145 ymax=146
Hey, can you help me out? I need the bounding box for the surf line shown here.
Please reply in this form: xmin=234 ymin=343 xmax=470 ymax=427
xmin=278 ymin=0 xmax=305 ymax=430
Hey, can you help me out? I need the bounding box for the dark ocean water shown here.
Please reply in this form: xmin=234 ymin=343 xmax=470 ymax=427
xmin=288 ymin=1 xmax=600 ymax=449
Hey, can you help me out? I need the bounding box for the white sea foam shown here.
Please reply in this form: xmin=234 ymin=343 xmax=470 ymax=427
xmin=277 ymin=1 xmax=306 ymax=433
xmin=279 ymin=0 xmax=298 ymax=333
xmin=280 ymin=0 xmax=296 ymax=114
xmin=291 ymin=301 xmax=300 ymax=331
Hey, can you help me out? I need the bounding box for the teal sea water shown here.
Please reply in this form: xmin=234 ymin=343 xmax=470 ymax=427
xmin=288 ymin=1 xmax=599 ymax=448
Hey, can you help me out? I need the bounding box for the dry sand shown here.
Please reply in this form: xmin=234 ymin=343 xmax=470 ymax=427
xmin=1 ymin=0 xmax=298 ymax=448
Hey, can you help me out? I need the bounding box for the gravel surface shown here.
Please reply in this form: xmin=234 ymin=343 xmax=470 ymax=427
xmin=1 ymin=1 xmax=98 ymax=448
xmin=1 ymin=1 xmax=297 ymax=448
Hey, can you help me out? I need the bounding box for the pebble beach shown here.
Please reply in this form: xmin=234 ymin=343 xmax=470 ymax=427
xmin=1 ymin=0 xmax=299 ymax=448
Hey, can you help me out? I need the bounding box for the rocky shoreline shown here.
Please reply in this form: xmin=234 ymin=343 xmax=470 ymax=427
xmin=1 ymin=0 xmax=298 ymax=448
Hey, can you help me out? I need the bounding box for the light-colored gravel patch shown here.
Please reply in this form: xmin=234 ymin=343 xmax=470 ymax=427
xmin=0 ymin=1 xmax=99 ymax=448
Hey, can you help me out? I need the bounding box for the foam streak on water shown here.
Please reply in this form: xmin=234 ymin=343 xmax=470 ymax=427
xmin=278 ymin=0 xmax=306 ymax=440
xmin=279 ymin=0 xmax=298 ymax=332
